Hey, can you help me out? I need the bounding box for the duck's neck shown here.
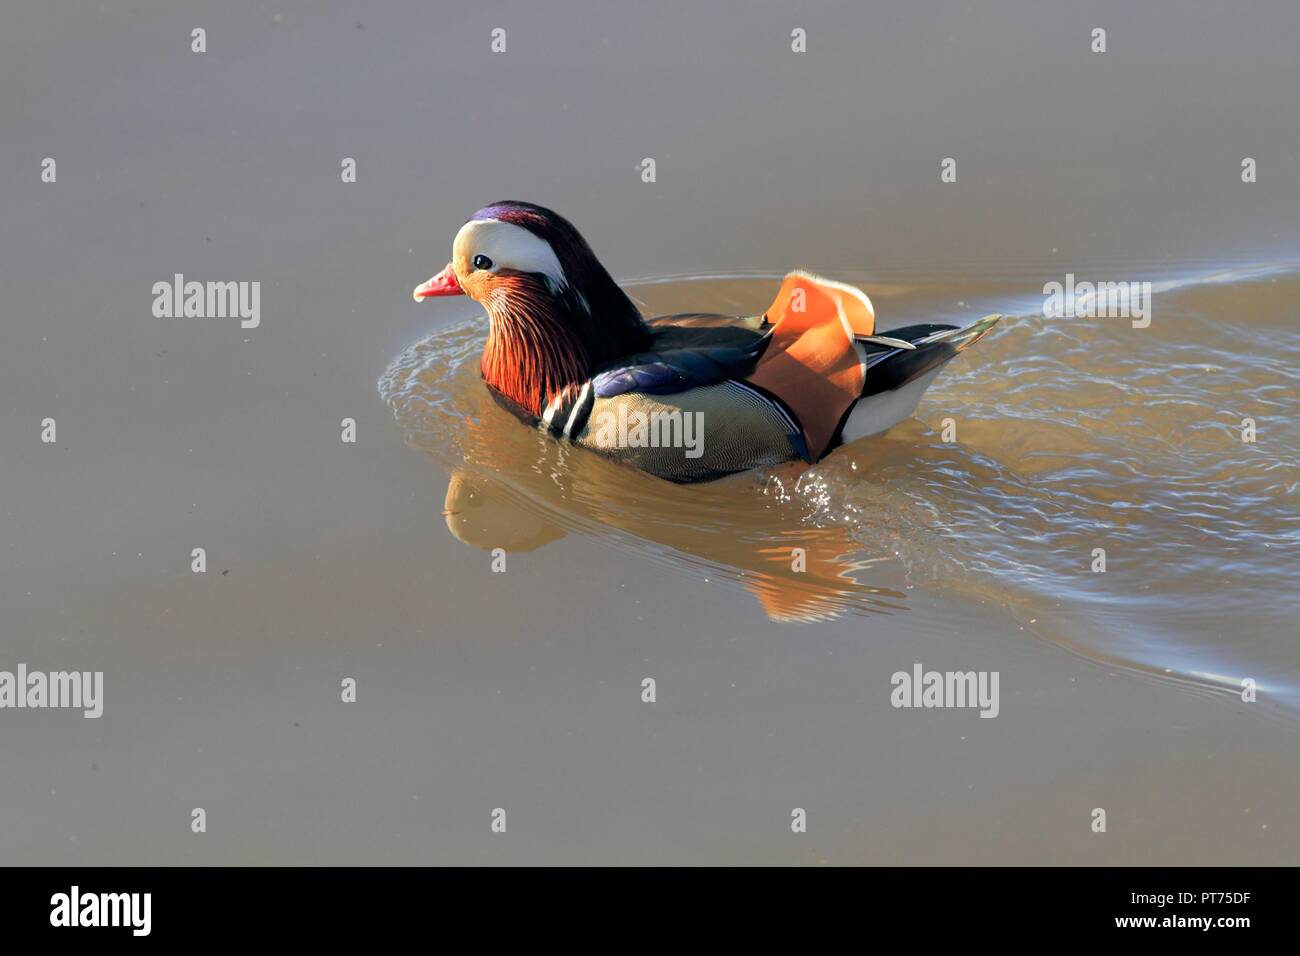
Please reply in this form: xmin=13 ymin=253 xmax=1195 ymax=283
xmin=481 ymin=301 xmax=592 ymax=417
xmin=479 ymin=277 xmax=651 ymax=418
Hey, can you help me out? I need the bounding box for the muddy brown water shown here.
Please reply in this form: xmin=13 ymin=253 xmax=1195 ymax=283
xmin=2 ymin=2 xmax=1298 ymax=864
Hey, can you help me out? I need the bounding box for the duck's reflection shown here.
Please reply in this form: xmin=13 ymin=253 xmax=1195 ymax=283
xmin=438 ymin=416 xmax=908 ymax=622
xmin=443 ymin=472 xmax=565 ymax=552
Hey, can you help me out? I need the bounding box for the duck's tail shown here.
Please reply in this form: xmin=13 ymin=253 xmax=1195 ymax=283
xmin=837 ymin=313 xmax=1000 ymax=445
xmin=746 ymin=271 xmax=1000 ymax=459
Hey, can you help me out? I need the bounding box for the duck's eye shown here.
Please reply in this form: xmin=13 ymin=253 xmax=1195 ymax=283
xmin=472 ymin=254 xmax=493 ymax=271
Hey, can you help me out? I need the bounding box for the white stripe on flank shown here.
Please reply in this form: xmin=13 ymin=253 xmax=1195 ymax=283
xmin=541 ymin=391 xmax=564 ymax=428
xmin=563 ymin=382 xmax=592 ymax=438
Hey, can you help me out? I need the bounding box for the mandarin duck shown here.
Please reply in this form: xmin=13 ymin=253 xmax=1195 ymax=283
xmin=413 ymin=201 xmax=1000 ymax=483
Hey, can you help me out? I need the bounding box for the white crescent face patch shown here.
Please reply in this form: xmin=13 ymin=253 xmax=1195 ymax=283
xmin=453 ymin=219 xmax=569 ymax=292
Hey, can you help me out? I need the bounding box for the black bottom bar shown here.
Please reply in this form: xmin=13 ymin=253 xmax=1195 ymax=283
xmin=0 ymin=866 xmax=1283 ymax=940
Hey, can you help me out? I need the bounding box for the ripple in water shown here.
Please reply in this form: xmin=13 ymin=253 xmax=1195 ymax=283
xmin=381 ymin=270 xmax=1300 ymax=715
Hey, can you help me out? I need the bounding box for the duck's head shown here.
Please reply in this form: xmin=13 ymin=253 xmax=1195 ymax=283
xmin=414 ymin=201 xmax=651 ymax=416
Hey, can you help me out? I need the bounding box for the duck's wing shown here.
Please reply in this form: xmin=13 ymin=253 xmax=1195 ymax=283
xmin=589 ymin=333 xmax=768 ymax=398
xmin=584 ymin=309 xmax=773 ymax=399
xmin=645 ymin=312 xmax=769 ymax=352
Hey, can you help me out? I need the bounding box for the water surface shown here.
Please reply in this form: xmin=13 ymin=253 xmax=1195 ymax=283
xmin=383 ymin=269 xmax=1300 ymax=712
